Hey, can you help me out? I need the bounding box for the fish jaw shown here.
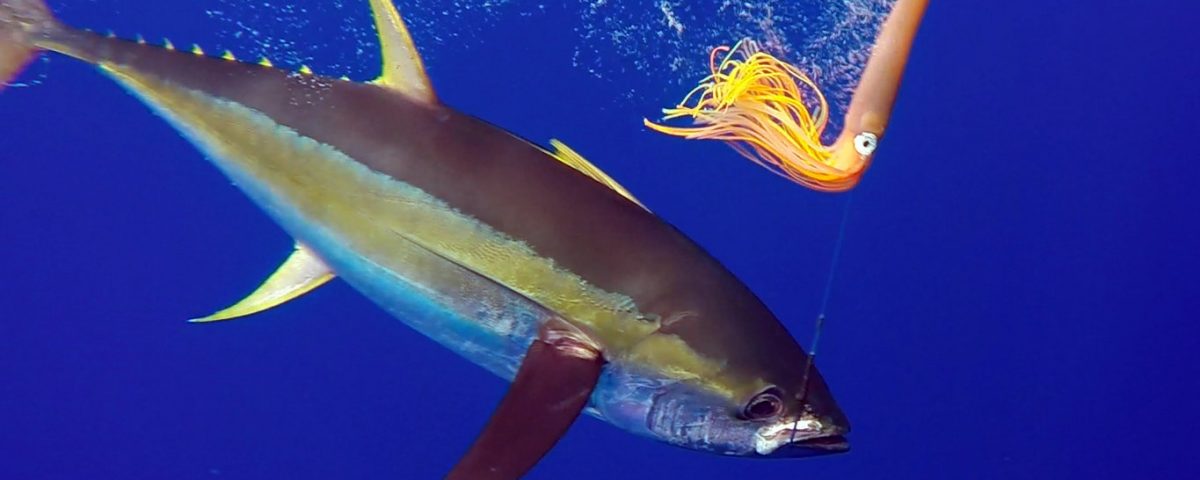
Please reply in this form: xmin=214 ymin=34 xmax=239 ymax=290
xmin=753 ymin=416 xmax=849 ymax=457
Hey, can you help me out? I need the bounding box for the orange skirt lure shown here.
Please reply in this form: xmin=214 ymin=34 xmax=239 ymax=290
xmin=645 ymin=0 xmax=928 ymax=192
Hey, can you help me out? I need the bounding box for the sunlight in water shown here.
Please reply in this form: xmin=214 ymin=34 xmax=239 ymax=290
xmin=203 ymin=0 xmax=892 ymax=126
xmin=576 ymin=0 xmax=895 ymax=126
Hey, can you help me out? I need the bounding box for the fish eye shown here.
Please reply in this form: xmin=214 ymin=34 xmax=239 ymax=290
xmin=743 ymin=387 xmax=784 ymax=420
xmin=854 ymin=132 xmax=878 ymax=157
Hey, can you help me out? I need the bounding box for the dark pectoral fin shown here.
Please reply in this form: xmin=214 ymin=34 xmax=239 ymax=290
xmin=446 ymin=321 xmax=604 ymax=480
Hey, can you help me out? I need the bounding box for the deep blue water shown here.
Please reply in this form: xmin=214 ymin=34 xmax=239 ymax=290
xmin=1 ymin=1 xmax=1196 ymax=479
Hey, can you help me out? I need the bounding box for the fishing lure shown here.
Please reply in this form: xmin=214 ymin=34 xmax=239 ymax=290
xmin=647 ymin=0 xmax=928 ymax=192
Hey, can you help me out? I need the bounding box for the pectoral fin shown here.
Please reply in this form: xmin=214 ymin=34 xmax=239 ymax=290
xmin=190 ymin=243 xmax=334 ymax=323
xmin=447 ymin=319 xmax=605 ymax=480
xmin=368 ymin=0 xmax=436 ymax=104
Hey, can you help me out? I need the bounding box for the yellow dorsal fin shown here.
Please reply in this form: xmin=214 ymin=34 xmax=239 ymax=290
xmin=190 ymin=243 xmax=335 ymax=323
xmin=547 ymin=139 xmax=647 ymax=210
xmin=368 ymin=0 xmax=436 ymax=103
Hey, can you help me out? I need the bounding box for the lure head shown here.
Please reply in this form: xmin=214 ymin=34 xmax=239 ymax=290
xmin=817 ymin=128 xmax=880 ymax=192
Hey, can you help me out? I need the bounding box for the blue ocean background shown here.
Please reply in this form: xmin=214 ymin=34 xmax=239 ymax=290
xmin=1 ymin=1 xmax=1196 ymax=478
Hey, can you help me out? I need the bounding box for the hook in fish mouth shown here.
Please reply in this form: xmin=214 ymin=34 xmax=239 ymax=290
xmin=754 ymin=417 xmax=849 ymax=457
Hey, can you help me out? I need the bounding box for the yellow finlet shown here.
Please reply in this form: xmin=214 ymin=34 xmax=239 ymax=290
xmin=298 ymin=64 xmax=313 ymax=75
xmin=190 ymin=44 xmax=204 ymax=56
xmin=547 ymin=139 xmax=647 ymax=210
xmin=163 ymin=38 xmax=175 ymax=50
xmin=368 ymin=0 xmax=436 ymax=103
xmin=221 ymin=50 xmax=236 ymax=61
xmin=258 ymin=57 xmax=273 ymax=68
xmin=190 ymin=243 xmax=335 ymax=323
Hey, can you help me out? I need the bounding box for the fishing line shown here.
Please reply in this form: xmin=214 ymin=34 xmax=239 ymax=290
xmin=819 ymin=192 xmax=854 ymax=319
xmin=793 ymin=192 xmax=854 ymax=443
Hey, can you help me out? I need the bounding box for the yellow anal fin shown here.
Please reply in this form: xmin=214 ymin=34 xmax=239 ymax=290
xmin=368 ymin=0 xmax=436 ymax=104
xmin=547 ymin=139 xmax=647 ymax=211
xmin=190 ymin=243 xmax=335 ymax=323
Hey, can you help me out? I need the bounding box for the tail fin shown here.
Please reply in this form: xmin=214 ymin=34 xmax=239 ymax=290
xmin=1 ymin=0 xmax=56 ymax=91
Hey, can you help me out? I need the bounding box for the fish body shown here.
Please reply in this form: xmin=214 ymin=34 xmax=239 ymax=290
xmin=1 ymin=0 xmax=851 ymax=476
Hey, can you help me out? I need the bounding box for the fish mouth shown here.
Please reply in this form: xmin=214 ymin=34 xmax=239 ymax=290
xmin=790 ymin=434 xmax=849 ymax=452
xmin=754 ymin=418 xmax=849 ymax=457
xmin=761 ymin=432 xmax=849 ymax=458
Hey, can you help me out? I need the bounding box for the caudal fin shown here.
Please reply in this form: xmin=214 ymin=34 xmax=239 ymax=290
xmin=0 ymin=0 xmax=56 ymax=91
